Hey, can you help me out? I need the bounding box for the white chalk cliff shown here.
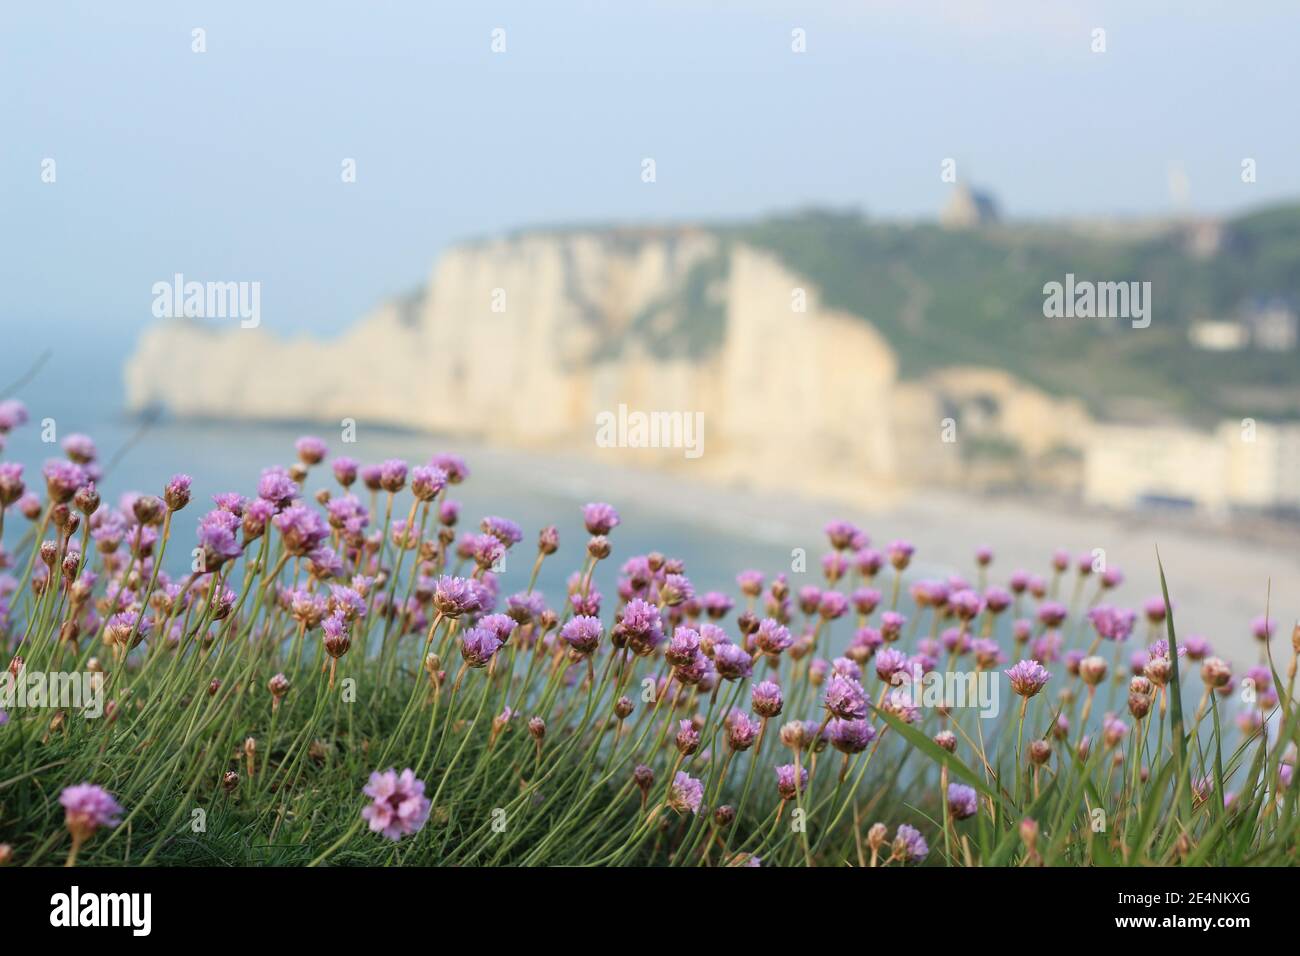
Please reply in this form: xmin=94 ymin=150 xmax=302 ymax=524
xmin=125 ymin=229 xmax=1088 ymax=501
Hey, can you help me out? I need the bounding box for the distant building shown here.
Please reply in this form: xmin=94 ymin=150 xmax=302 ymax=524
xmin=1083 ymin=420 xmax=1300 ymax=512
xmin=1083 ymin=425 xmax=1228 ymax=511
xmin=1188 ymin=319 xmax=1248 ymax=352
xmin=941 ymin=184 xmax=1000 ymax=229
xmin=1188 ymin=301 xmax=1298 ymax=353
xmin=1241 ymin=298 xmax=1297 ymax=352
xmin=1181 ymin=219 xmax=1225 ymax=259
xmin=1221 ymin=420 xmax=1300 ymax=510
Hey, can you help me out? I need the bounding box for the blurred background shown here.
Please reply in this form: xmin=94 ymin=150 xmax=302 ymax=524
xmin=3 ymin=0 xmax=1299 ymax=663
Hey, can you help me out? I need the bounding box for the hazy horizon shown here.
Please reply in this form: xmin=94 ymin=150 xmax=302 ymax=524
xmin=4 ymin=0 xmax=1300 ymax=348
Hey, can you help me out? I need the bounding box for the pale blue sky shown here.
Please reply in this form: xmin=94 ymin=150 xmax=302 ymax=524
xmin=2 ymin=0 xmax=1298 ymax=351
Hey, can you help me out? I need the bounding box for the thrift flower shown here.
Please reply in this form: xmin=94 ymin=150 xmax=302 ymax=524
xmin=668 ymin=771 xmax=704 ymax=815
xmin=893 ymin=824 xmax=929 ymax=863
xmin=60 ymin=783 xmax=123 ymax=863
xmin=361 ymin=769 xmax=431 ymax=840
xmin=947 ymin=783 xmax=978 ymax=820
xmin=824 ymin=675 xmax=868 ymax=720
xmin=582 ymin=502 xmax=621 ymax=535
xmin=1005 ymin=659 xmax=1051 ymax=698
xmin=775 ymin=764 xmax=809 ymax=801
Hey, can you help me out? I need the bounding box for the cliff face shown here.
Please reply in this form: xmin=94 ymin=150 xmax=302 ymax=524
xmin=124 ymin=229 xmax=1085 ymax=501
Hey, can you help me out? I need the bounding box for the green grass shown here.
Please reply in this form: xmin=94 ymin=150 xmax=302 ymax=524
xmin=1 ymin=459 xmax=1298 ymax=867
xmin=731 ymin=204 xmax=1300 ymax=424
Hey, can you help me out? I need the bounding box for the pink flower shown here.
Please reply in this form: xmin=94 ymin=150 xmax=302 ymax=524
xmin=60 ymin=783 xmax=123 ymax=841
xmin=361 ymin=768 xmax=431 ymax=841
xmin=1005 ymin=659 xmax=1052 ymax=698
xmin=668 ymin=771 xmax=704 ymax=815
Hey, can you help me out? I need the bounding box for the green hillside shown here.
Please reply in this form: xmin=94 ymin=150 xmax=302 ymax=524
xmin=732 ymin=205 xmax=1300 ymax=424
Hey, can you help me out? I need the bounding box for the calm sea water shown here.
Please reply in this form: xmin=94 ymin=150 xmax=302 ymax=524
xmin=0 ymin=342 xmax=824 ymax=613
xmin=3 ymin=341 xmax=1293 ymax=669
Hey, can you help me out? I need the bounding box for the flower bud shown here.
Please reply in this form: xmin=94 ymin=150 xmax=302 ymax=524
xmin=779 ymin=720 xmax=806 ymax=750
xmin=164 ymin=475 xmax=192 ymax=511
xmin=1143 ymin=656 xmax=1172 ymax=687
xmin=867 ymin=822 xmax=888 ymax=850
xmin=1079 ymin=655 xmax=1108 ymax=686
xmin=222 ymin=771 xmax=239 ymax=794
xmin=133 ymin=495 xmax=165 ymax=526
xmin=633 ymin=764 xmax=654 ymax=794
xmin=1019 ymin=817 xmax=1039 ymax=851
xmin=1200 ymin=657 xmax=1231 ymax=688
xmin=1128 ymin=691 xmax=1151 ymax=720
xmin=59 ymin=620 xmax=80 ymax=647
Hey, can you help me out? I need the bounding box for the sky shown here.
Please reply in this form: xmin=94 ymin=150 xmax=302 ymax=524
xmin=2 ymin=0 xmax=1299 ymax=352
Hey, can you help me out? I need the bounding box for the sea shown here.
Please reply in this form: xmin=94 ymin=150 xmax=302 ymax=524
xmin=3 ymin=339 xmax=1297 ymax=672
